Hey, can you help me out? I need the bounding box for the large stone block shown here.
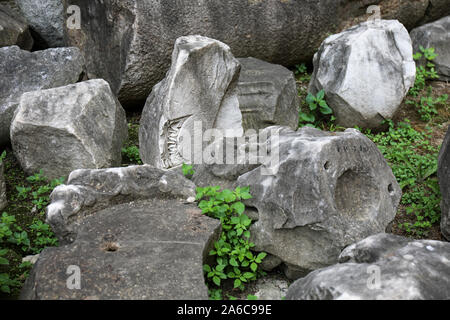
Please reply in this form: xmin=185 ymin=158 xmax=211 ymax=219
xmin=410 ymin=16 xmax=450 ymax=81
xmin=309 ymin=20 xmax=416 ymax=129
xmin=61 ymin=0 xmax=450 ymax=106
xmin=237 ymin=57 xmax=299 ymax=131
xmin=235 ymin=126 xmax=401 ymax=278
xmin=286 ymin=233 xmax=450 ymax=300
xmin=0 ymin=46 xmax=85 ymax=146
xmin=10 ymin=79 xmax=128 ymax=180
xmin=439 ymin=125 xmax=450 ymax=240
xmin=20 ymin=165 xmax=220 ymax=300
xmin=139 ymin=35 xmax=243 ymax=169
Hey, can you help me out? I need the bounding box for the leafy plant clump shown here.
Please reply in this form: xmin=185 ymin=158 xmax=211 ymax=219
xmin=366 ymin=120 xmax=441 ymax=237
xmin=299 ymin=89 xmax=338 ymax=129
xmin=406 ymin=46 xmax=448 ymax=122
xmin=122 ymin=121 xmax=142 ymax=165
xmin=1 ymin=154 xmax=62 ymax=296
xmin=196 ymin=186 xmax=267 ymax=299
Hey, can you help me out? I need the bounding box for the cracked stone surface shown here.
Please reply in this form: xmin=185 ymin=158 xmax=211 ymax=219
xmin=286 ymin=233 xmax=450 ymax=300
xmin=309 ymin=19 xmax=416 ymax=129
xmin=0 ymin=3 xmax=33 ymax=50
xmin=21 ymin=199 xmax=221 ymax=300
xmin=10 ymin=79 xmax=128 ymax=180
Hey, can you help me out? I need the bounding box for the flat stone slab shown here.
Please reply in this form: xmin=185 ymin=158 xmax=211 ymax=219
xmin=21 ymin=199 xmax=221 ymax=300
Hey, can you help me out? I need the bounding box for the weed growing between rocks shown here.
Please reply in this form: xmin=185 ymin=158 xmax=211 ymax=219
xmin=121 ymin=113 xmax=142 ymax=165
xmin=0 ymin=150 xmax=63 ymax=298
xmin=195 ymin=185 xmax=267 ymax=300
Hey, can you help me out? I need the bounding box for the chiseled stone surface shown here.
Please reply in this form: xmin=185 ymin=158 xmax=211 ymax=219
xmin=286 ymin=233 xmax=450 ymax=300
xmin=139 ymin=35 xmax=243 ymax=170
xmin=237 ymin=57 xmax=299 ymax=131
xmin=11 ymin=79 xmax=127 ymax=180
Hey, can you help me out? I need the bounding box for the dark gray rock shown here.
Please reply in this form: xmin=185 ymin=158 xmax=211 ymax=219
xmin=21 ymin=198 xmax=221 ymax=300
xmin=46 ymin=165 xmax=197 ymax=245
xmin=63 ymin=0 xmax=450 ymax=106
xmin=235 ymin=126 xmax=401 ymax=278
xmin=237 ymin=57 xmax=299 ymax=131
xmin=0 ymin=160 xmax=6 ymax=211
xmin=10 ymin=79 xmax=127 ymax=180
xmin=309 ymin=20 xmax=416 ymax=129
xmin=139 ymin=35 xmax=243 ymax=170
xmin=0 ymin=46 xmax=85 ymax=146
xmin=410 ymin=16 xmax=450 ymax=81
xmin=0 ymin=4 xmax=33 ymax=50
xmin=439 ymin=125 xmax=450 ymax=240
xmin=286 ymin=233 xmax=450 ymax=300
xmin=15 ymin=0 xmax=65 ymax=47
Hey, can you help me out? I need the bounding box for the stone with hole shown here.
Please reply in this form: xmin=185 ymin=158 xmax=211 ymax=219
xmin=234 ymin=126 xmax=401 ymax=279
xmin=139 ymin=35 xmax=243 ymax=170
xmin=10 ymin=79 xmax=128 ymax=180
xmin=20 ymin=165 xmax=220 ymax=300
xmin=309 ymin=19 xmax=416 ymax=129
xmin=439 ymin=125 xmax=450 ymax=240
xmin=286 ymin=233 xmax=450 ymax=300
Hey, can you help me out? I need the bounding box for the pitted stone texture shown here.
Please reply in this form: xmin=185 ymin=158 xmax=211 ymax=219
xmin=62 ymin=0 xmax=450 ymax=106
xmin=237 ymin=57 xmax=299 ymax=131
xmin=15 ymin=0 xmax=65 ymax=47
xmin=21 ymin=199 xmax=221 ymax=300
xmin=0 ymin=161 xmax=6 ymax=211
xmin=438 ymin=126 xmax=450 ymax=240
xmin=0 ymin=46 xmax=85 ymax=146
xmin=286 ymin=233 xmax=450 ymax=300
xmin=0 ymin=4 xmax=33 ymax=50
xmin=410 ymin=16 xmax=450 ymax=81
xmin=11 ymin=79 xmax=127 ymax=180
xmin=309 ymin=20 xmax=416 ymax=129
xmin=46 ymin=165 xmax=197 ymax=245
xmin=236 ymin=126 xmax=401 ymax=278
xmin=139 ymin=35 xmax=243 ymax=170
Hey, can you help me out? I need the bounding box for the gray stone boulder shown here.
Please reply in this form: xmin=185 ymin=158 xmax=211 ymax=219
xmin=46 ymin=165 xmax=198 ymax=245
xmin=439 ymin=125 xmax=450 ymax=240
xmin=0 ymin=46 xmax=85 ymax=146
xmin=20 ymin=165 xmax=220 ymax=300
xmin=286 ymin=233 xmax=450 ymax=300
xmin=21 ymin=199 xmax=220 ymax=300
xmin=62 ymin=0 xmax=450 ymax=106
xmin=0 ymin=4 xmax=33 ymax=50
xmin=139 ymin=35 xmax=243 ymax=170
xmin=237 ymin=57 xmax=299 ymax=131
xmin=235 ymin=126 xmax=401 ymax=278
xmin=11 ymin=79 xmax=127 ymax=180
xmin=410 ymin=16 xmax=450 ymax=81
xmin=15 ymin=0 xmax=65 ymax=47
xmin=309 ymin=20 xmax=416 ymax=129
xmin=0 ymin=159 xmax=6 ymax=211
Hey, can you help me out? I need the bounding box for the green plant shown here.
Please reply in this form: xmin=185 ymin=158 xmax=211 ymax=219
xmin=182 ymin=163 xmax=195 ymax=179
xmin=0 ymin=151 xmax=5 ymax=163
xmin=122 ymin=146 xmax=142 ymax=165
xmin=294 ymin=63 xmax=310 ymax=82
xmin=406 ymin=93 xmax=448 ymax=122
xmin=299 ymin=89 xmax=334 ymax=128
xmin=366 ymin=120 xmax=441 ymax=236
xmin=196 ymin=186 xmax=267 ymax=297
